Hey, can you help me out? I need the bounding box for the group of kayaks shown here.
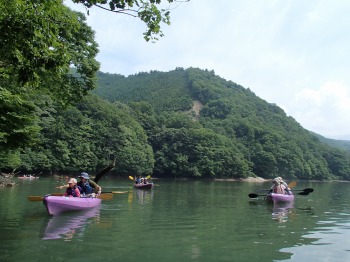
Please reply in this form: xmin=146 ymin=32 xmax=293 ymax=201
xmin=18 ymin=175 xmax=39 ymax=180
xmin=34 ymin=178 xmax=311 ymax=216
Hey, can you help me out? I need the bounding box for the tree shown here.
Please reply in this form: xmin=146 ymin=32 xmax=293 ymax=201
xmin=0 ymin=0 xmax=188 ymax=153
xmin=71 ymin=0 xmax=190 ymax=42
xmin=0 ymin=0 xmax=99 ymax=151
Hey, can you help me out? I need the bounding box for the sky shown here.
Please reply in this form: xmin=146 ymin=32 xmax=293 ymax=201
xmin=65 ymin=0 xmax=350 ymax=140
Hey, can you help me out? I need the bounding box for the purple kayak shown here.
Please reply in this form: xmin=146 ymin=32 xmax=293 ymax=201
xmin=43 ymin=195 xmax=102 ymax=216
xmin=266 ymin=193 xmax=294 ymax=204
xmin=134 ymin=183 xmax=153 ymax=189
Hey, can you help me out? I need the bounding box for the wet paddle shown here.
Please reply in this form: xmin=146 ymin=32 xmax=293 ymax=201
xmin=103 ymin=191 xmax=129 ymax=194
xmin=27 ymin=193 xmax=113 ymax=202
xmin=296 ymin=188 xmax=313 ymax=193
xmin=260 ymin=187 xmax=314 ymax=193
xmin=288 ymin=181 xmax=297 ymax=188
xmin=297 ymin=190 xmax=314 ymax=196
xmin=249 ymin=188 xmax=314 ymax=198
xmin=248 ymin=193 xmax=266 ymax=198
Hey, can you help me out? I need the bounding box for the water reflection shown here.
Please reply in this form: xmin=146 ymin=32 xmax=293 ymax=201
xmin=40 ymin=206 xmax=100 ymax=240
xmin=134 ymin=188 xmax=154 ymax=205
xmin=270 ymin=202 xmax=294 ymax=223
xmin=249 ymin=199 xmax=295 ymax=223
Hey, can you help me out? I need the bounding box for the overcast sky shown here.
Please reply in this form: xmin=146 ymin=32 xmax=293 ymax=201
xmin=65 ymin=0 xmax=350 ymax=140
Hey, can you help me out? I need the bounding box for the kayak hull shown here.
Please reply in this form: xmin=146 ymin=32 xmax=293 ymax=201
xmin=134 ymin=183 xmax=153 ymax=189
xmin=43 ymin=196 xmax=102 ymax=216
xmin=266 ymin=193 xmax=294 ymax=204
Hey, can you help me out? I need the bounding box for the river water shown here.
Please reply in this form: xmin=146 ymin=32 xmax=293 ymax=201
xmin=0 ymin=178 xmax=349 ymax=262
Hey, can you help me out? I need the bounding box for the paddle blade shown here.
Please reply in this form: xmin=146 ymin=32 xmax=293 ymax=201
xmin=288 ymin=181 xmax=297 ymax=188
xmin=303 ymin=188 xmax=314 ymax=193
xmin=146 ymin=175 xmax=151 ymax=179
xmin=298 ymin=191 xmax=310 ymax=195
xmin=98 ymin=193 xmax=113 ymax=200
xmin=27 ymin=196 xmax=43 ymax=202
xmin=248 ymin=193 xmax=259 ymax=198
xmin=128 ymin=176 xmax=134 ymax=181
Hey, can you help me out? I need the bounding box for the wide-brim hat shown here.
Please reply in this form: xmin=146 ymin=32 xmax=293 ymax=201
xmin=68 ymin=178 xmax=77 ymax=184
xmin=79 ymin=172 xmax=89 ymax=179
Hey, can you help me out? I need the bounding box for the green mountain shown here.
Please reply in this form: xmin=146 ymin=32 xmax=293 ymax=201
xmin=310 ymin=132 xmax=350 ymax=153
xmin=92 ymin=67 xmax=350 ymax=180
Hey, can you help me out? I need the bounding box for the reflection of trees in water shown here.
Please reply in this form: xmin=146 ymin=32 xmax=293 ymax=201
xmin=40 ymin=207 xmax=101 ymax=240
xmin=135 ymin=189 xmax=154 ymax=205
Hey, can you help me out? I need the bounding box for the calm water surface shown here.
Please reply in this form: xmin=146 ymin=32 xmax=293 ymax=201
xmin=0 ymin=178 xmax=350 ymax=262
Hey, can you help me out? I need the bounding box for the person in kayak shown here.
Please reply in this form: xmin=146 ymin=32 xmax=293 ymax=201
xmin=269 ymin=178 xmax=286 ymax=194
xmin=57 ymin=172 xmax=102 ymax=197
xmin=135 ymin=175 xmax=141 ymax=184
xmin=64 ymin=178 xmax=81 ymax=197
xmin=276 ymin=177 xmax=292 ymax=195
xmin=77 ymin=172 xmax=102 ymax=196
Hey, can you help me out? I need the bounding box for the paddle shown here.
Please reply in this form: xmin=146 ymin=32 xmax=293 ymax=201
xmin=296 ymin=188 xmax=313 ymax=193
xmin=248 ymin=193 xmax=266 ymax=198
xmin=93 ymin=157 xmax=117 ymax=183
xmin=27 ymin=193 xmax=113 ymax=202
xmin=249 ymin=188 xmax=314 ymax=198
xmin=297 ymin=190 xmax=314 ymax=196
xmin=288 ymin=181 xmax=297 ymax=188
xmin=128 ymin=176 xmax=134 ymax=181
xmin=103 ymin=191 xmax=129 ymax=194
xmin=260 ymin=187 xmax=314 ymax=193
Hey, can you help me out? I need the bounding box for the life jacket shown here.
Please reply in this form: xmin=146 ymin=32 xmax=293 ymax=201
xmin=66 ymin=186 xmax=79 ymax=197
xmin=78 ymin=181 xmax=94 ymax=194
xmin=273 ymin=184 xmax=286 ymax=194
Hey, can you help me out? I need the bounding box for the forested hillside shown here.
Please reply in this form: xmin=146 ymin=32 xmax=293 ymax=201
xmin=92 ymin=67 xmax=350 ymax=180
xmin=2 ymin=66 xmax=350 ymax=180
xmin=1 ymin=95 xmax=154 ymax=177
xmin=311 ymin=132 xmax=350 ymax=153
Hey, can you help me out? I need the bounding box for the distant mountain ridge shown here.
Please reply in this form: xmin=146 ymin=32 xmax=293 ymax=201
xmin=92 ymin=67 xmax=350 ymax=180
xmin=311 ymin=132 xmax=350 ymax=153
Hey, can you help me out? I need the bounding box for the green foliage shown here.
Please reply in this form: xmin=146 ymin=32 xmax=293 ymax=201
xmin=0 ymin=87 xmax=40 ymax=151
xmin=0 ymin=0 xmax=100 ymax=152
xmin=311 ymin=132 xmax=350 ymax=153
xmin=150 ymin=127 xmax=250 ymax=178
xmin=0 ymin=1 xmax=99 ymax=96
xmin=71 ymin=0 xmax=181 ymax=42
xmin=94 ymin=68 xmax=350 ymax=180
xmin=18 ymin=95 xmax=154 ymax=175
xmin=94 ymin=69 xmax=193 ymax=112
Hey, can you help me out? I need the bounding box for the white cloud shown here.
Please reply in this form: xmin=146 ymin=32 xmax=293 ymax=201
xmin=289 ymin=81 xmax=350 ymax=139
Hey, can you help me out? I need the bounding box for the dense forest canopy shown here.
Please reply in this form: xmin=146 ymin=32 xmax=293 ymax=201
xmin=1 ymin=65 xmax=350 ymax=180
xmin=92 ymin=67 xmax=350 ymax=180
xmin=0 ymin=0 xmax=100 ymax=153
